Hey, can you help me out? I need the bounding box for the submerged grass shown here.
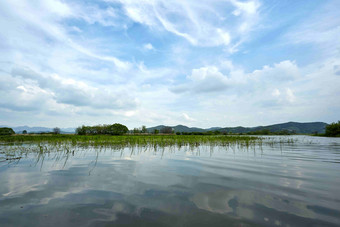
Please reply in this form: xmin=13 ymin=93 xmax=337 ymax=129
xmin=0 ymin=135 xmax=262 ymax=157
xmin=0 ymin=134 xmax=299 ymax=159
xmin=0 ymin=135 xmax=298 ymax=168
xmin=0 ymin=134 xmax=260 ymax=147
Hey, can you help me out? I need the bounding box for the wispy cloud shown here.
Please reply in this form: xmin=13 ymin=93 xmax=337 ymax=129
xmin=0 ymin=0 xmax=339 ymax=128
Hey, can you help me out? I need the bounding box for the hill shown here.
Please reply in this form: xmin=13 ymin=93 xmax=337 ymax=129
xmin=147 ymin=122 xmax=327 ymax=134
xmin=0 ymin=125 xmax=75 ymax=134
xmin=220 ymin=122 xmax=327 ymax=134
xmin=147 ymin=124 xmax=206 ymax=133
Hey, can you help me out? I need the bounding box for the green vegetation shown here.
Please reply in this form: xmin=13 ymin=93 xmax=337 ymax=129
xmin=0 ymin=134 xmax=259 ymax=147
xmin=0 ymin=127 xmax=15 ymax=136
xmin=75 ymin=123 xmax=128 ymax=135
xmin=325 ymin=121 xmax=340 ymax=137
xmin=0 ymin=135 xmax=297 ymax=170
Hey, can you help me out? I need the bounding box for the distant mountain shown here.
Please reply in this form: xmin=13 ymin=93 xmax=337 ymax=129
xmin=219 ymin=122 xmax=327 ymax=134
xmin=1 ymin=121 xmax=327 ymax=135
xmin=0 ymin=125 xmax=75 ymax=134
xmin=147 ymin=122 xmax=327 ymax=134
xmin=147 ymin=124 xmax=206 ymax=133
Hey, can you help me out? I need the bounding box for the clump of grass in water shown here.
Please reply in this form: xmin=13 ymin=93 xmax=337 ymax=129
xmin=0 ymin=135 xmax=298 ymax=161
xmin=0 ymin=134 xmax=259 ymax=146
xmin=0 ymin=135 xmax=262 ymax=156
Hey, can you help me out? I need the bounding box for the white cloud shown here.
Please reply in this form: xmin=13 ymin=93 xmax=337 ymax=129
xmin=143 ymin=43 xmax=154 ymax=50
xmin=109 ymin=0 xmax=260 ymax=47
xmin=286 ymin=88 xmax=295 ymax=103
xmin=231 ymin=0 xmax=259 ymax=15
xmin=272 ymin=89 xmax=280 ymax=97
xmin=182 ymin=113 xmax=195 ymax=122
xmin=10 ymin=66 xmax=137 ymax=110
xmin=0 ymin=0 xmax=339 ymax=128
xmin=284 ymin=1 xmax=340 ymax=58
xmin=251 ymin=60 xmax=300 ymax=82
xmin=171 ymin=60 xmax=299 ymax=95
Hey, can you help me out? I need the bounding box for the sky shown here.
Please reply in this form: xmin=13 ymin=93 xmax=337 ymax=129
xmin=0 ymin=0 xmax=339 ymax=129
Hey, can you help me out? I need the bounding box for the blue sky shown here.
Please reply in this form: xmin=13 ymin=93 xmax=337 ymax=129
xmin=0 ymin=0 xmax=339 ymax=128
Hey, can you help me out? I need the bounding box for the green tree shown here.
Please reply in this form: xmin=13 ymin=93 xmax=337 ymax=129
xmin=325 ymin=121 xmax=340 ymax=137
xmin=106 ymin=123 xmax=129 ymax=135
xmin=22 ymin=130 xmax=27 ymax=134
xmin=0 ymin=127 xmax=15 ymax=136
xmin=76 ymin=125 xmax=87 ymax=135
xmin=141 ymin=125 xmax=147 ymax=133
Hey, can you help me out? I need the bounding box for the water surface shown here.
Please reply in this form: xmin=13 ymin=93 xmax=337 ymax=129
xmin=1 ymin=136 xmax=340 ymax=226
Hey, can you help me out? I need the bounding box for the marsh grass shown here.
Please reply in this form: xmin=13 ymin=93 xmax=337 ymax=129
xmin=0 ymin=134 xmax=260 ymax=147
xmin=0 ymin=135 xmax=298 ymax=168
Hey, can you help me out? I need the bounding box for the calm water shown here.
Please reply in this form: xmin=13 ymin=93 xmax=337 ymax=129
xmin=1 ymin=136 xmax=340 ymax=227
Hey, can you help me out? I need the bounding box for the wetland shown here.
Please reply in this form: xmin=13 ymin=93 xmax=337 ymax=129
xmin=0 ymin=135 xmax=340 ymax=226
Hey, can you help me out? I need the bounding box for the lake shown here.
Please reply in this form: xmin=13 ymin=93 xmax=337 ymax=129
xmin=1 ymin=135 xmax=340 ymax=226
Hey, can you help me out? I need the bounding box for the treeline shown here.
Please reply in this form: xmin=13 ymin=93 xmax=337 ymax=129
xmin=175 ymin=129 xmax=296 ymax=135
xmin=131 ymin=126 xmax=174 ymax=134
xmin=76 ymin=123 xmax=128 ymax=135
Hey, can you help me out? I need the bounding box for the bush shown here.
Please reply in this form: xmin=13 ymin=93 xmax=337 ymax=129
xmin=325 ymin=121 xmax=340 ymax=137
xmin=0 ymin=127 xmax=15 ymax=136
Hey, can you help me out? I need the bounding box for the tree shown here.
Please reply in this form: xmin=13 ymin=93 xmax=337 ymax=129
xmin=106 ymin=123 xmax=129 ymax=135
xmin=76 ymin=123 xmax=129 ymax=135
xmin=160 ymin=126 xmax=173 ymax=134
xmin=133 ymin=128 xmax=140 ymax=134
xmin=53 ymin=127 xmax=61 ymax=134
xmin=22 ymin=130 xmax=27 ymax=134
xmin=0 ymin=127 xmax=15 ymax=135
xmin=76 ymin=125 xmax=87 ymax=135
xmin=153 ymin=129 xmax=159 ymax=134
xmin=141 ymin=125 xmax=147 ymax=133
xmin=325 ymin=121 xmax=340 ymax=137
